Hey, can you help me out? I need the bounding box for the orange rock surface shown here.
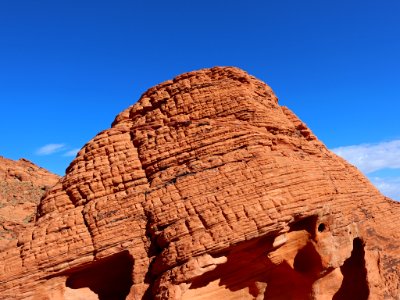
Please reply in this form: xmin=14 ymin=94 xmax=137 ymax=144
xmin=1 ymin=67 xmax=400 ymax=299
xmin=0 ymin=156 xmax=59 ymax=250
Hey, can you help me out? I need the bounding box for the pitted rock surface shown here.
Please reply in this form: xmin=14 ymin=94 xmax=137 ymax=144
xmin=0 ymin=156 xmax=59 ymax=250
xmin=1 ymin=67 xmax=400 ymax=299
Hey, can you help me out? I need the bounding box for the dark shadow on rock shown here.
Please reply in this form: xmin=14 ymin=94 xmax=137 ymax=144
xmin=333 ymin=238 xmax=369 ymax=300
xmin=66 ymin=250 xmax=134 ymax=300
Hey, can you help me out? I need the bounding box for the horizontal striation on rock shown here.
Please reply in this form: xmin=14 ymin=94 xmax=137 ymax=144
xmin=1 ymin=66 xmax=400 ymax=300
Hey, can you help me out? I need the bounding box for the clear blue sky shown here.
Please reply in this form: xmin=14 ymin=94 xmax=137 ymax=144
xmin=1 ymin=1 xmax=399 ymax=198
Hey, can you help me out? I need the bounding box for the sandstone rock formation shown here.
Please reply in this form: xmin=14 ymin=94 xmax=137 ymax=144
xmin=1 ymin=66 xmax=400 ymax=299
xmin=0 ymin=156 xmax=59 ymax=250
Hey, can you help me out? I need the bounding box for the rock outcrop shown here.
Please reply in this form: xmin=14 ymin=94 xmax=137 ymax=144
xmin=0 ymin=157 xmax=59 ymax=250
xmin=1 ymin=67 xmax=400 ymax=299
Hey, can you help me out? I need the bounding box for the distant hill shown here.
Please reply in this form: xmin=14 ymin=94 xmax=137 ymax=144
xmin=0 ymin=156 xmax=59 ymax=249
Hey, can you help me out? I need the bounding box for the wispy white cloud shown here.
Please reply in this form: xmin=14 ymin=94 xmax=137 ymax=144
xmin=36 ymin=143 xmax=66 ymax=155
xmin=332 ymin=140 xmax=400 ymax=174
xmin=332 ymin=139 xmax=400 ymax=201
xmin=63 ymin=148 xmax=80 ymax=157
xmin=370 ymin=176 xmax=400 ymax=201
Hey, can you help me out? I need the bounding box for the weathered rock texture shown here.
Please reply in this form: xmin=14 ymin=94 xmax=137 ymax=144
xmin=0 ymin=156 xmax=59 ymax=250
xmin=1 ymin=67 xmax=400 ymax=299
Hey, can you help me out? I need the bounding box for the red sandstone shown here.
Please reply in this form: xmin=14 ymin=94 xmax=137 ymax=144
xmin=0 ymin=156 xmax=59 ymax=250
xmin=1 ymin=67 xmax=399 ymax=299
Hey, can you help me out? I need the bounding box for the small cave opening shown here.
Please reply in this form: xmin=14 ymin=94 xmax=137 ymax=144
xmin=289 ymin=215 xmax=319 ymax=239
xmin=333 ymin=238 xmax=369 ymax=300
xmin=66 ymin=250 xmax=134 ymax=300
xmin=317 ymin=223 xmax=326 ymax=232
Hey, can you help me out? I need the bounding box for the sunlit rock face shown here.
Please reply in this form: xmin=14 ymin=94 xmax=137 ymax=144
xmin=0 ymin=156 xmax=59 ymax=250
xmin=1 ymin=67 xmax=400 ymax=300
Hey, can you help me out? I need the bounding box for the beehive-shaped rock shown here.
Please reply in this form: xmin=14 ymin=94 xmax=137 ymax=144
xmin=1 ymin=67 xmax=400 ymax=299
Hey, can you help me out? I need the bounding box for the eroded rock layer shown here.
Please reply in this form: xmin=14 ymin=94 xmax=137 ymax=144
xmin=1 ymin=67 xmax=400 ymax=299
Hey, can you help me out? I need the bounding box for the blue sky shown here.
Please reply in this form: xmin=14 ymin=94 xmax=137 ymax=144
xmin=0 ymin=1 xmax=399 ymax=199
